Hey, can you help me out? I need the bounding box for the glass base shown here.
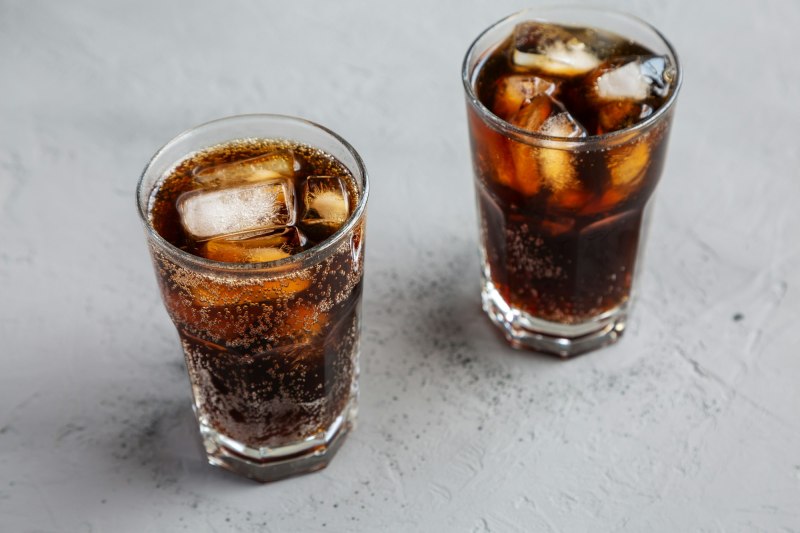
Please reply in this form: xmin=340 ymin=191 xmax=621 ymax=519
xmin=481 ymin=281 xmax=628 ymax=357
xmin=197 ymin=399 xmax=356 ymax=483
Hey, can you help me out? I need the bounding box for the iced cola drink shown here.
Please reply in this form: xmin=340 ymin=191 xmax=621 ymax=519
xmin=136 ymin=115 xmax=368 ymax=482
xmin=463 ymin=8 xmax=681 ymax=356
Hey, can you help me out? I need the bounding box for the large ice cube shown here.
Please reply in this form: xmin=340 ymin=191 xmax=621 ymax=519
xmin=200 ymin=227 xmax=308 ymax=263
xmin=177 ymin=178 xmax=295 ymax=241
xmin=510 ymin=95 xmax=586 ymax=193
xmin=592 ymin=56 xmax=674 ymax=102
xmin=298 ymin=176 xmax=350 ymax=241
xmin=193 ymin=150 xmax=297 ymax=187
xmin=511 ymin=22 xmax=600 ymax=76
xmin=491 ymin=74 xmax=558 ymax=120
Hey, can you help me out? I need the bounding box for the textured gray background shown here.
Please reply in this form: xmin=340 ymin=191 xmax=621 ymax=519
xmin=1 ymin=0 xmax=799 ymax=531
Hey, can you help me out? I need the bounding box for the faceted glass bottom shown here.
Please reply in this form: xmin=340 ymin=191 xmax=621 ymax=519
xmin=196 ymin=397 xmax=356 ymax=483
xmin=481 ymin=278 xmax=628 ymax=357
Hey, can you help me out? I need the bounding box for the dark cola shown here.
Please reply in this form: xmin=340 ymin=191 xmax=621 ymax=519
xmin=147 ymin=139 xmax=363 ymax=451
xmin=468 ymin=21 xmax=676 ymax=326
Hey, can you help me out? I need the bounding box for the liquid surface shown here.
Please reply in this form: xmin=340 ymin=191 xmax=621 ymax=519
xmin=474 ymin=21 xmax=675 ymax=136
xmin=150 ymin=138 xmax=358 ymax=263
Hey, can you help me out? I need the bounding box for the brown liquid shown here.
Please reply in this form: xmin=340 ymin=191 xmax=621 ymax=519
xmin=148 ymin=139 xmax=363 ymax=448
xmin=469 ymin=23 xmax=675 ymax=322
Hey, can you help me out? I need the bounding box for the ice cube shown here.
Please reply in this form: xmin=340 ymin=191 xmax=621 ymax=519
xmin=579 ymin=139 xmax=651 ymax=214
xmin=539 ymin=109 xmax=587 ymax=138
xmin=640 ymin=56 xmax=674 ymax=97
xmin=200 ymin=227 xmax=308 ymax=263
xmin=608 ymin=140 xmax=650 ymax=187
xmin=469 ymin=111 xmax=524 ymax=195
xmin=569 ymin=27 xmax=628 ymax=59
xmin=597 ymin=101 xmax=654 ymax=134
xmin=511 ymin=22 xmax=600 ymax=76
xmin=274 ymin=305 xmax=328 ymax=342
xmin=510 ymin=95 xmax=587 ymax=138
xmin=298 ymin=176 xmax=350 ymax=241
xmin=592 ymin=56 xmax=674 ymax=102
xmin=549 ymin=188 xmax=591 ymax=211
xmin=177 ymin=178 xmax=295 ymax=241
xmin=510 ymin=95 xmax=586 ymax=193
xmin=491 ymin=74 xmax=558 ymax=120
xmin=539 ymin=115 xmax=585 ymax=191
xmin=596 ymin=61 xmax=649 ymax=101
xmin=583 ymin=189 xmax=626 ymax=215
xmin=507 ymin=97 xmax=548 ymax=196
xmin=510 ymin=94 xmax=552 ymax=132
xmin=193 ymin=150 xmax=297 ymax=187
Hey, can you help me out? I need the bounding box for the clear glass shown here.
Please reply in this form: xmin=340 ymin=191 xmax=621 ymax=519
xmin=136 ymin=114 xmax=369 ymax=482
xmin=462 ymin=7 xmax=682 ymax=356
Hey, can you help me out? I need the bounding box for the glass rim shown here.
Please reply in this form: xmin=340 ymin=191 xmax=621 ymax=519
xmin=461 ymin=6 xmax=683 ymax=148
xmin=136 ymin=113 xmax=369 ymax=273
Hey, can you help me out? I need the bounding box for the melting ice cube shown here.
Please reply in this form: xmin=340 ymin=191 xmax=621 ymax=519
xmin=273 ymin=305 xmax=328 ymax=343
xmin=593 ymin=56 xmax=674 ymax=102
xmin=491 ymin=74 xmax=558 ymax=120
xmin=298 ymin=176 xmax=350 ymax=241
xmin=640 ymin=56 xmax=674 ymax=97
xmin=578 ymin=139 xmax=652 ymax=213
xmin=595 ymin=61 xmax=648 ymax=101
xmin=539 ymin=109 xmax=587 ymax=139
xmin=568 ymin=27 xmax=629 ymax=59
xmin=177 ymin=178 xmax=295 ymax=241
xmin=193 ymin=150 xmax=297 ymax=187
xmin=510 ymin=95 xmax=586 ymax=138
xmin=512 ymin=22 xmax=600 ymax=76
xmin=510 ymin=95 xmax=586 ymax=193
xmin=199 ymin=227 xmax=308 ymax=263
xmin=597 ymin=101 xmax=654 ymax=134
xmin=469 ymin=111 xmax=522 ymax=194
xmin=608 ymin=140 xmax=651 ymax=188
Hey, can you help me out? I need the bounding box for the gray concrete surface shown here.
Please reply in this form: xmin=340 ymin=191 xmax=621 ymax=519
xmin=1 ymin=0 xmax=799 ymax=531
